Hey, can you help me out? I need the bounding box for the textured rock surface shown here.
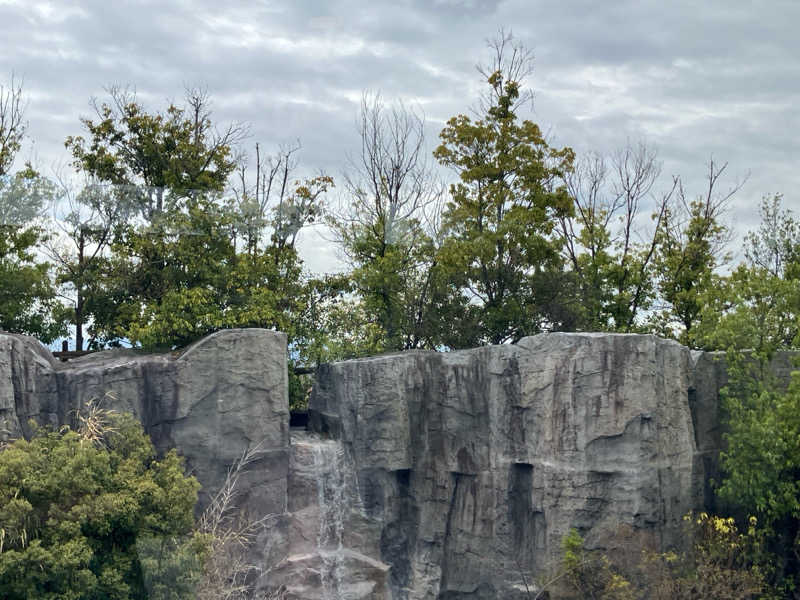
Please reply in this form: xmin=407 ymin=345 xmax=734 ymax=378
xmin=308 ymin=333 xmax=701 ymax=599
xmin=0 ymin=329 xmax=289 ymax=518
xmin=2 ymin=329 xmax=769 ymax=599
xmin=259 ymin=431 xmax=391 ymax=599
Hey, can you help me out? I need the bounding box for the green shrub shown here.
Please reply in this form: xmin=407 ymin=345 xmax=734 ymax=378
xmin=547 ymin=515 xmax=766 ymax=600
xmin=0 ymin=406 xmax=202 ymax=600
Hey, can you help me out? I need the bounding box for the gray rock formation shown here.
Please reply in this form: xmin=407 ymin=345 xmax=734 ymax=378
xmin=306 ymin=333 xmax=701 ymax=599
xmin=0 ymin=329 xmax=289 ymax=519
xmin=262 ymin=432 xmax=391 ymax=599
xmin=1 ymin=328 xmax=773 ymax=599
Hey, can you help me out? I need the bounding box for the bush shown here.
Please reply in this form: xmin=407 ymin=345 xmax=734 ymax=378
xmin=546 ymin=514 xmax=766 ymax=600
xmin=556 ymin=528 xmax=634 ymax=600
xmin=639 ymin=513 xmax=766 ymax=600
xmin=0 ymin=403 xmax=202 ymax=600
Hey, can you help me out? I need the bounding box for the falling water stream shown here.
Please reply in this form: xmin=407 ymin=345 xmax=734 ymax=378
xmin=308 ymin=434 xmax=361 ymax=600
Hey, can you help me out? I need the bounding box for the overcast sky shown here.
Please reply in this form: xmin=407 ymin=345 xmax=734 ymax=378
xmin=2 ymin=0 xmax=798 ymax=272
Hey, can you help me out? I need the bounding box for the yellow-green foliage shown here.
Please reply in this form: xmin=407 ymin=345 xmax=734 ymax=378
xmin=433 ymin=38 xmax=576 ymax=346
xmin=551 ymin=514 xmax=766 ymax=600
xmin=558 ymin=527 xmax=635 ymax=600
xmin=637 ymin=513 xmax=766 ymax=600
xmin=0 ymin=410 xmax=202 ymax=600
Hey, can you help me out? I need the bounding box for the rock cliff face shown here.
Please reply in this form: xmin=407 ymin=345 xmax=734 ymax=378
xmin=0 ymin=329 xmax=749 ymax=599
xmin=306 ymin=333 xmax=700 ymax=599
xmin=0 ymin=329 xmax=289 ymax=519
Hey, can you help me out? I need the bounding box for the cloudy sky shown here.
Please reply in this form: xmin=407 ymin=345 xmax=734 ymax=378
xmin=2 ymin=0 xmax=798 ymax=271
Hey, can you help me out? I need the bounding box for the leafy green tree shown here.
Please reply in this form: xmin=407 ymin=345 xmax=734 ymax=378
xmin=62 ymin=87 xmax=245 ymax=347
xmin=650 ymin=160 xmax=736 ymax=347
xmin=716 ymin=363 xmax=800 ymax=585
xmin=108 ymin=192 xmax=238 ymax=347
xmin=697 ymin=195 xmax=800 ymax=353
xmin=693 ymin=195 xmax=800 ymax=591
xmin=0 ymin=170 xmax=67 ymax=342
xmin=0 ymin=408 xmax=202 ymax=600
xmin=92 ymin=185 xmax=332 ymax=351
xmin=65 ymin=87 xmax=243 ymax=220
xmin=62 ymin=89 xmax=326 ymax=350
xmin=697 ymin=264 xmax=800 ymax=354
xmin=708 ymin=341 xmax=800 ymax=593
xmin=0 ymin=78 xmax=67 ymax=342
xmin=63 ymin=86 xmax=336 ymax=353
xmin=434 ymin=32 xmax=575 ymax=345
xmin=44 ymin=181 xmax=130 ymax=350
xmin=91 ymin=192 xmax=293 ymax=349
xmin=558 ymin=150 xmax=740 ymax=345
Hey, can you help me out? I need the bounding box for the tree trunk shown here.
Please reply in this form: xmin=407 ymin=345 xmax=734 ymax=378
xmin=75 ymin=292 xmax=84 ymax=352
xmin=75 ymin=229 xmax=86 ymax=351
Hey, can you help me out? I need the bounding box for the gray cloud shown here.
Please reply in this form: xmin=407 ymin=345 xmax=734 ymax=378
xmin=1 ymin=0 xmax=798 ymax=269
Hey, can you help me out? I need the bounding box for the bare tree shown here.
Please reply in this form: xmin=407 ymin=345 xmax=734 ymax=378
xmin=558 ymin=141 xmax=676 ymax=330
xmin=184 ymin=85 xmax=249 ymax=184
xmin=327 ymin=93 xmax=445 ymax=349
xmin=659 ymin=159 xmax=738 ymax=265
xmin=332 ymin=93 xmax=441 ymax=252
xmin=232 ymin=141 xmax=332 ymax=261
xmin=0 ymin=73 xmax=26 ymax=177
xmin=476 ymin=28 xmax=535 ymax=117
xmin=233 ymin=141 xmax=299 ymax=255
xmin=611 ymin=143 xmax=676 ymax=327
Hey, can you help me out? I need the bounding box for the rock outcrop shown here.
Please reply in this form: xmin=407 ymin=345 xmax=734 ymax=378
xmin=307 ymin=333 xmax=700 ymax=599
xmin=1 ymin=329 xmax=773 ymax=599
xmin=0 ymin=329 xmax=289 ymax=519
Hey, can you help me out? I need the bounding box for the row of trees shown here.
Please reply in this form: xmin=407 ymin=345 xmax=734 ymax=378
xmin=3 ymin=35 xmax=793 ymax=361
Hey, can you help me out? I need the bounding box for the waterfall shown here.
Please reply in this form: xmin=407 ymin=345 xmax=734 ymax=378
xmin=309 ymin=435 xmax=361 ymax=599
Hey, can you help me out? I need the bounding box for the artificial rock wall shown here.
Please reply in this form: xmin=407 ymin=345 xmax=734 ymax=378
xmin=0 ymin=329 xmax=289 ymax=519
xmin=308 ymin=333 xmax=699 ymax=599
xmin=0 ymin=329 xmax=759 ymax=599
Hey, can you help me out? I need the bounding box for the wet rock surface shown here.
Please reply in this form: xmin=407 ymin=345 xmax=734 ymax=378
xmin=261 ymin=431 xmax=391 ymax=599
